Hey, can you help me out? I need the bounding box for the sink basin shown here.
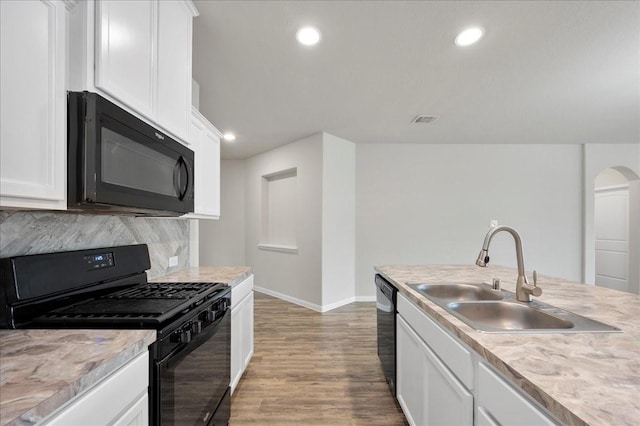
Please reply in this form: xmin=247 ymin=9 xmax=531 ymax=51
xmin=410 ymin=283 xmax=503 ymax=301
xmin=409 ymin=282 xmax=621 ymax=333
xmin=447 ymin=301 xmax=574 ymax=331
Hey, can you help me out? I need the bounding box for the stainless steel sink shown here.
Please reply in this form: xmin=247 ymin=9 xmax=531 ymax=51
xmin=409 ymin=283 xmax=503 ymax=301
xmin=447 ymin=301 xmax=574 ymax=331
xmin=409 ymin=283 xmax=621 ymax=333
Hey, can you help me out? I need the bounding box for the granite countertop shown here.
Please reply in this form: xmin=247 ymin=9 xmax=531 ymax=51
xmin=375 ymin=264 xmax=640 ymax=426
xmin=151 ymin=266 xmax=252 ymax=287
xmin=0 ymin=329 xmax=155 ymax=426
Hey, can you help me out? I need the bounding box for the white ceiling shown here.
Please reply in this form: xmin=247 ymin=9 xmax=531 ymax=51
xmin=192 ymin=0 xmax=640 ymax=160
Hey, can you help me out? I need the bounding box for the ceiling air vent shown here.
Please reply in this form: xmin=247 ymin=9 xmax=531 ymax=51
xmin=411 ymin=115 xmax=438 ymax=124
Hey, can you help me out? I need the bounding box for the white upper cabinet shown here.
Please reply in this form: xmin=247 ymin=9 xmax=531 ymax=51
xmin=70 ymin=0 xmax=198 ymax=145
xmin=95 ymin=0 xmax=155 ymax=118
xmin=189 ymin=108 xmax=221 ymax=219
xmin=0 ymin=0 xmax=67 ymax=210
xmin=156 ymin=0 xmax=195 ymax=142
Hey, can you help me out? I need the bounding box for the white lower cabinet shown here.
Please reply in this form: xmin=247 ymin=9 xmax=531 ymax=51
xmin=476 ymin=406 xmax=500 ymax=426
xmin=397 ymin=315 xmax=472 ymax=426
xmin=231 ymin=274 xmax=254 ymax=394
xmin=42 ymin=351 xmax=149 ymax=425
xmin=397 ymin=293 xmax=558 ymax=426
xmin=475 ymin=361 xmax=556 ymax=426
xmin=396 ymin=315 xmax=423 ymax=425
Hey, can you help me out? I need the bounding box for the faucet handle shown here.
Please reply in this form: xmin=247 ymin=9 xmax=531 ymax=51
xmin=530 ymin=270 xmax=542 ymax=297
xmin=529 ymin=283 xmax=542 ymax=297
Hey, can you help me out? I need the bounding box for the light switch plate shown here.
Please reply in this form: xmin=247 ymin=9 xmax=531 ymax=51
xmin=169 ymin=256 xmax=178 ymax=267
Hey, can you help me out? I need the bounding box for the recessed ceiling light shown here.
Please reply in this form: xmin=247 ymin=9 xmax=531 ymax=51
xmin=296 ymin=26 xmax=321 ymax=46
xmin=223 ymin=132 xmax=236 ymax=142
xmin=455 ymin=27 xmax=484 ymax=47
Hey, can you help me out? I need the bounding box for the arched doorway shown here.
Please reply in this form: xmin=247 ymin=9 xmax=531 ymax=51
xmin=594 ymin=166 xmax=640 ymax=294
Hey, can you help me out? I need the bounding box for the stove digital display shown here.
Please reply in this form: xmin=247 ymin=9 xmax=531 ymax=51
xmin=84 ymin=252 xmax=115 ymax=270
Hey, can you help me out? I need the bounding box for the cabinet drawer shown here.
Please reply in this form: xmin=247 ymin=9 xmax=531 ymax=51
xmin=476 ymin=361 xmax=557 ymax=425
xmin=231 ymin=274 xmax=254 ymax=309
xmin=398 ymin=293 xmax=473 ymax=389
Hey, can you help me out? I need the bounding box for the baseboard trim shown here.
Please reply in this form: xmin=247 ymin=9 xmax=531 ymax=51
xmin=254 ymin=286 xmax=323 ymax=312
xmin=322 ymin=296 xmax=356 ymax=312
xmin=254 ymin=287 xmax=367 ymax=312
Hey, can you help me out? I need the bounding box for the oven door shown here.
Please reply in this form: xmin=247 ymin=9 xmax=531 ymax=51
xmin=154 ymin=310 xmax=230 ymax=426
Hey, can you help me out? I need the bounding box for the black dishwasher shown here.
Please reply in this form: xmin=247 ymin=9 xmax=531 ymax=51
xmin=375 ymin=274 xmax=397 ymax=396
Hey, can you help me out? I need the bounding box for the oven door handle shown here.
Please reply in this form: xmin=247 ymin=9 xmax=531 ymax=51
xmin=157 ymin=308 xmax=229 ymax=366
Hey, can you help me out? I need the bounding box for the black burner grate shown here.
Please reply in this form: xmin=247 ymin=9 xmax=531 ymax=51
xmin=35 ymin=282 xmax=226 ymax=325
xmin=105 ymin=282 xmax=216 ymax=299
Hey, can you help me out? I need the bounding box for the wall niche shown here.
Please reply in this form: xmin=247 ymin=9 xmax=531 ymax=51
xmin=258 ymin=168 xmax=298 ymax=253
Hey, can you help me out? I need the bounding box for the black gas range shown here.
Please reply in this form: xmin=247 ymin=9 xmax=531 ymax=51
xmin=0 ymin=244 xmax=231 ymax=426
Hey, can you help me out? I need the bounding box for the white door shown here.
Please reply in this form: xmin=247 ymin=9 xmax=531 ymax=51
xmin=595 ymin=186 xmax=629 ymax=292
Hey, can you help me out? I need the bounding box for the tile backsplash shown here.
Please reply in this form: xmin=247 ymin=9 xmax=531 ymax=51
xmin=0 ymin=211 xmax=189 ymax=278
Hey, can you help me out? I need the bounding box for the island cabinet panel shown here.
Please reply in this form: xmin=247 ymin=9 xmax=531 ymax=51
xmin=42 ymin=352 xmax=149 ymax=426
xmin=475 ymin=361 xmax=557 ymax=426
xmin=0 ymin=0 xmax=67 ymax=210
xmin=397 ymin=292 xmax=473 ymax=388
xmin=397 ymin=293 xmax=557 ymax=426
xmin=231 ymin=274 xmax=255 ymax=394
xmin=475 ymin=406 xmax=500 ymax=426
xmin=396 ymin=315 xmax=424 ymax=425
xmin=397 ymin=315 xmax=473 ymax=426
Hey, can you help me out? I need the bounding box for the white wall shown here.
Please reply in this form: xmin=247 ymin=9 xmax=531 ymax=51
xmin=245 ymin=134 xmax=323 ymax=307
xmin=199 ymin=160 xmax=246 ymax=266
xmin=322 ymin=134 xmax=356 ymax=307
xmin=202 ymin=140 xmax=639 ymax=301
xmin=355 ymin=144 xmax=584 ymax=297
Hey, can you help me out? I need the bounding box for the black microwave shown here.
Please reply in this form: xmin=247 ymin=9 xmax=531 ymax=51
xmin=67 ymin=91 xmax=194 ymax=216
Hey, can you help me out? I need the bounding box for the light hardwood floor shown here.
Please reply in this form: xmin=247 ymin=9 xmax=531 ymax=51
xmin=230 ymin=292 xmax=407 ymax=425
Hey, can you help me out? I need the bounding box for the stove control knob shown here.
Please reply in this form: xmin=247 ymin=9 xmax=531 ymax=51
xmin=191 ymin=321 xmax=202 ymax=335
xmin=202 ymin=310 xmax=215 ymax=322
xmin=178 ymin=329 xmax=191 ymax=344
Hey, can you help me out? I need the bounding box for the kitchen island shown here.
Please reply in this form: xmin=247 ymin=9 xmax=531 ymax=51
xmin=376 ymin=264 xmax=640 ymax=426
